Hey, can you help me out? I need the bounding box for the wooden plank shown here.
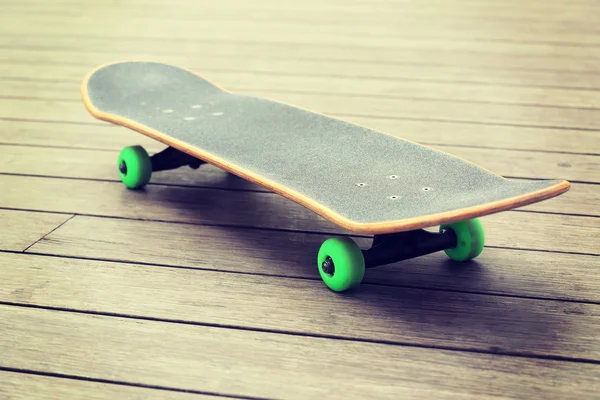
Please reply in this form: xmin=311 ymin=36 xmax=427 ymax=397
xmin=0 ymin=120 xmax=160 ymax=151
xmin=0 ymin=138 xmax=581 ymax=239
xmin=3 ymin=88 xmax=599 ymax=132
xmin=0 ymin=165 xmax=600 ymax=247
xmin=3 ymin=11 xmax=595 ymax=38
xmin=0 ymin=209 xmax=71 ymax=252
xmin=2 ymin=32 xmax=598 ymax=74
xmin=4 ymin=42 xmax=600 ymax=92
xmin=1 ymin=305 xmax=598 ymax=399
xmin=0 ymin=371 xmax=217 ymax=400
xmin=0 ymin=138 xmax=594 ymax=186
xmin=5 ymin=62 xmax=600 ymax=110
xmin=0 ymin=144 xmax=592 ymax=221
xmin=261 ymin=90 xmax=600 ymax=131
xmin=0 ymin=174 xmax=597 ymax=302
xmin=3 ymin=252 xmax=600 ymax=361
xmin=2 ymin=10 xmax=600 ymax=57
xmin=5 ymin=46 xmax=600 ymax=91
xmin=3 ymin=62 xmax=600 ymax=131
xmin=523 ymin=181 xmax=598 ymax=215
xmin=3 ymin=12 xmax=600 ymax=52
xmin=1 ymin=116 xmax=598 ymax=157
xmin=25 ymin=215 xmax=600 ymax=298
xmin=0 ymin=173 xmax=597 ymax=236
xmin=349 ymin=118 xmax=600 ymax=156
xmin=6 ymin=0 xmax=599 ymax=27
xmin=4 ymin=0 xmax=598 ymax=13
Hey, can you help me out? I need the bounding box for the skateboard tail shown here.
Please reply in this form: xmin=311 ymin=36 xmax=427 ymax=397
xmin=279 ymin=178 xmax=570 ymax=234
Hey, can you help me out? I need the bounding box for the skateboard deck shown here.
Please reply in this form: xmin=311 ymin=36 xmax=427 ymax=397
xmin=82 ymin=61 xmax=570 ymax=235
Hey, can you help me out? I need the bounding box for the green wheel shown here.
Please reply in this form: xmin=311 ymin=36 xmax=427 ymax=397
xmin=117 ymin=145 xmax=152 ymax=189
xmin=440 ymin=218 xmax=485 ymax=262
xmin=317 ymin=237 xmax=365 ymax=292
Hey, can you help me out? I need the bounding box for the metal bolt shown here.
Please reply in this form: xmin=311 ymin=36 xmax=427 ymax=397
xmin=119 ymin=161 xmax=127 ymax=175
xmin=321 ymin=256 xmax=335 ymax=276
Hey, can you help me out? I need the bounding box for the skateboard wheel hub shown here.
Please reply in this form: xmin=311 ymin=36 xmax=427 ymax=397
xmin=317 ymin=237 xmax=365 ymax=292
xmin=321 ymin=257 xmax=335 ymax=276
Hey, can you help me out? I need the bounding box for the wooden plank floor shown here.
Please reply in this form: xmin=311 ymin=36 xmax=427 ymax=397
xmin=1 ymin=0 xmax=599 ymax=398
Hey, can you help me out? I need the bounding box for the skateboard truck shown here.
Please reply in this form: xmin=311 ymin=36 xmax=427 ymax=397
xmin=115 ymin=145 xmax=207 ymax=190
xmin=317 ymin=218 xmax=485 ymax=293
xmin=363 ymin=229 xmax=457 ymax=269
xmin=150 ymin=146 xmax=206 ymax=172
xmin=320 ymin=229 xmax=457 ymax=276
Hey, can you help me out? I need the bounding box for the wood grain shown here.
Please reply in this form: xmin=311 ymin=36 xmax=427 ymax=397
xmin=4 ymin=32 xmax=600 ymax=74
xmin=4 ymin=0 xmax=598 ymax=24
xmin=5 ymin=0 xmax=600 ymax=32
xmin=4 ymin=62 xmax=600 ymax=110
xmin=0 ymin=146 xmax=597 ymax=247
xmin=0 ymin=209 xmax=71 ymax=252
xmin=2 ymin=0 xmax=599 ymax=397
xmin=2 ymin=252 xmax=600 ymax=361
xmin=29 ymin=206 xmax=600 ymax=257
xmin=2 ymin=84 xmax=600 ymax=131
xmin=2 ymin=28 xmax=599 ymax=73
xmin=3 ymin=9 xmax=600 ymax=58
xmin=5 ymin=46 xmax=600 ymax=91
xmin=1 ymin=305 xmax=598 ymax=399
xmin=2 ymin=175 xmax=598 ymax=302
xmin=261 ymin=90 xmax=600 ymax=131
xmin=0 ymin=139 xmax=593 ymax=185
xmin=0 ymin=172 xmax=597 ymax=235
xmin=24 ymin=215 xmax=600 ymax=302
xmin=0 ymin=371 xmax=217 ymax=400
xmin=2 ymin=115 xmax=598 ymax=158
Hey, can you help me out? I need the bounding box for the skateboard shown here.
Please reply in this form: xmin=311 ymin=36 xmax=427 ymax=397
xmin=81 ymin=61 xmax=570 ymax=292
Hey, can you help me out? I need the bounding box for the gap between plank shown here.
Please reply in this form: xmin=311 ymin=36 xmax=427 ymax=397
xmin=3 ymin=60 xmax=600 ymax=92
xmin=0 ymin=366 xmax=260 ymax=400
xmin=0 ymin=116 xmax=106 ymax=127
xmin=334 ymin=112 xmax=600 ymax=132
xmin=21 ymin=214 xmax=75 ymax=252
xmin=1 ymin=173 xmax=598 ymax=226
xmin=6 ymin=10 xmax=600 ymax=40
xmin=240 ymin=88 xmax=600 ymax=111
xmin=3 ymin=100 xmax=600 ymax=133
xmin=4 ymin=89 xmax=600 ymax=112
xmin=0 ymin=140 xmax=598 ymax=157
xmin=6 ymin=30 xmax=600 ymax=54
xmin=2 ymin=301 xmax=600 ymax=366
xmin=3 ymin=248 xmax=600 ymax=305
xmin=2 ymin=45 xmax=599 ymax=79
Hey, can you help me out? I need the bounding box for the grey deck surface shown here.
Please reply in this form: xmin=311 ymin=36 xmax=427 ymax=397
xmin=85 ymin=61 xmax=563 ymax=224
